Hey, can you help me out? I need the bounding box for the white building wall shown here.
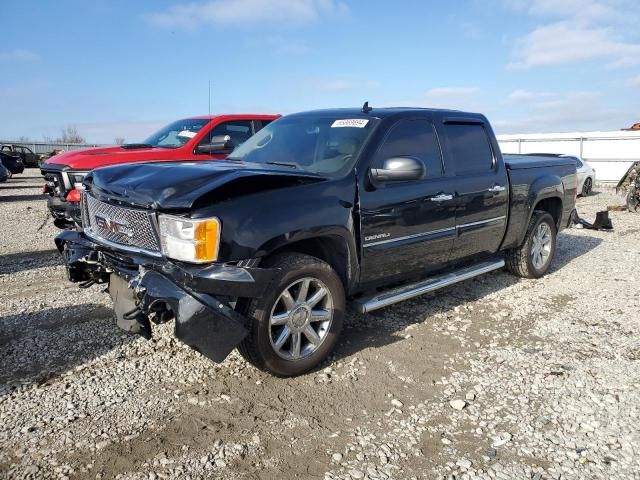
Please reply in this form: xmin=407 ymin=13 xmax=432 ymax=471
xmin=497 ymin=131 xmax=640 ymax=183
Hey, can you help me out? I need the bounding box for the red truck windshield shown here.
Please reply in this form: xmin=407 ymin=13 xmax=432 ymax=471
xmin=141 ymin=118 xmax=210 ymax=148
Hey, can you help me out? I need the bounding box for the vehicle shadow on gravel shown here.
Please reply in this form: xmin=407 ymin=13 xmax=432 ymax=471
xmin=333 ymin=232 xmax=603 ymax=363
xmin=6 ymin=175 xmax=42 ymax=181
xmin=578 ymin=191 xmax=602 ymax=198
xmin=549 ymin=231 xmax=602 ymax=274
xmin=0 ymin=303 xmax=134 ymax=395
xmin=0 ymin=194 xmax=47 ymax=202
xmin=0 ymin=249 xmax=62 ymax=275
xmin=0 ymin=185 xmax=42 ymax=190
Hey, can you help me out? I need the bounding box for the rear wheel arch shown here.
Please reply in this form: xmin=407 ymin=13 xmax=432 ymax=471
xmin=531 ymin=196 xmax=563 ymax=229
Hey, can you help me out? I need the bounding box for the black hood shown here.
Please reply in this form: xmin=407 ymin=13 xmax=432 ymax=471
xmin=86 ymin=161 xmax=325 ymax=210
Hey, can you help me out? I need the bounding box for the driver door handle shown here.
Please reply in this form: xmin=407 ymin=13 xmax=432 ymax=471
xmin=430 ymin=193 xmax=454 ymax=202
xmin=487 ymin=185 xmax=506 ymax=193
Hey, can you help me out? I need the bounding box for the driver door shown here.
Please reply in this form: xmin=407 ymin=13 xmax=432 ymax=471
xmin=359 ymin=118 xmax=456 ymax=286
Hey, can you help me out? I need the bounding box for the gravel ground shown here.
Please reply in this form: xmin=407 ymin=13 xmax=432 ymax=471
xmin=1 ymin=174 xmax=639 ymax=480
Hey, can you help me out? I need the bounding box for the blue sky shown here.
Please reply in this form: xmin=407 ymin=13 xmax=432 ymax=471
xmin=1 ymin=0 xmax=639 ymax=143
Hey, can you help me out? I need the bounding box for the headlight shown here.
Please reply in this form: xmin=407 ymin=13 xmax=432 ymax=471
xmin=158 ymin=214 xmax=221 ymax=263
xmin=67 ymin=171 xmax=88 ymax=189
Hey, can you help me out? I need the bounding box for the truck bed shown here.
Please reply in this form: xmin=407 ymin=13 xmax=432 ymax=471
xmin=503 ymin=154 xmax=577 ymax=170
xmin=500 ymin=153 xmax=577 ymax=251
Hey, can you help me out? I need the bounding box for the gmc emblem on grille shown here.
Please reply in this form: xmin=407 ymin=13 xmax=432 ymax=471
xmin=95 ymin=215 xmax=133 ymax=238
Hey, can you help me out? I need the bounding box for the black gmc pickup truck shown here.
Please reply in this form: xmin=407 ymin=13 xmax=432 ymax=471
xmin=56 ymin=107 xmax=577 ymax=376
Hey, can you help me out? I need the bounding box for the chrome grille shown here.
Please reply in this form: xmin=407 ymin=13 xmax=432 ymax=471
xmin=83 ymin=193 xmax=160 ymax=252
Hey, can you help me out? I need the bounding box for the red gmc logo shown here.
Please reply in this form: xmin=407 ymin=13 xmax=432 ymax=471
xmin=95 ymin=215 xmax=133 ymax=238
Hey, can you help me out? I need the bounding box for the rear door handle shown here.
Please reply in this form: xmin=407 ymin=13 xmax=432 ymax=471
xmin=430 ymin=193 xmax=454 ymax=202
xmin=487 ymin=185 xmax=506 ymax=193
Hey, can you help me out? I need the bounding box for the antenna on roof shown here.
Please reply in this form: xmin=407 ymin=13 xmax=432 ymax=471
xmin=362 ymin=101 xmax=373 ymax=113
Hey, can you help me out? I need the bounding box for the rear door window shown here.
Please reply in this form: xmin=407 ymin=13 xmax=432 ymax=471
xmin=442 ymin=123 xmax=494 ymax=175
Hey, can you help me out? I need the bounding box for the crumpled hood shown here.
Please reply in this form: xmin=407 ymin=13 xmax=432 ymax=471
xmin=44 ymin=146 xmax=178 ymax=170
xmin=86 ymin=161 xmax=324 ymax=210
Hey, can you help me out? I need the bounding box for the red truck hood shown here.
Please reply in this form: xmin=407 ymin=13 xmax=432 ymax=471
xmin=43 ymin=146 xmax=182 ymax=170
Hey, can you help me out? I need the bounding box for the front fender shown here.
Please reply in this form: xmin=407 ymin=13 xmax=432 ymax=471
xmin=256 ymin=227 xmax=355 ymax=258
xmin=256 ymin=228 xmax=360 ymax=291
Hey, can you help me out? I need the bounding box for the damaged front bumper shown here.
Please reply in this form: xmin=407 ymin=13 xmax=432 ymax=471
xmin=55 ymin=230 xmax=278 ymax=363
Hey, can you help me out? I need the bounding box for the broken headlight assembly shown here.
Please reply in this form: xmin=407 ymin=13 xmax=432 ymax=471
xmin=158 ymin=215 xmax=221 ymax=263
xmin=67 ymin=171 xmax=89 ymax=190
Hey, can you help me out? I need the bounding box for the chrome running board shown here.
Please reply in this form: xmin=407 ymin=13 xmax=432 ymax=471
xmin=354 ymin=258 xmax=505 ymax=313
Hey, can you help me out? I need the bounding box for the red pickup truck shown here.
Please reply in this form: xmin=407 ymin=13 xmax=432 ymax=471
xmin=41 ymin=114 xmax=279 ymax=228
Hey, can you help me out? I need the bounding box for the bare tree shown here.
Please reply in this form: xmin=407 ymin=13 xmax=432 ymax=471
xmin=114 ymin=136 xmax=126 ymax=145
xmin=57 ymin=126 xmax=85 ymax=144
xmin=16 ymin=136 xmax=31 ymax=142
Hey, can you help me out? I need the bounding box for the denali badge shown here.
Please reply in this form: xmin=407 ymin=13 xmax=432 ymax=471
xmin=95 ymin=215 xmax=133 ymax=238
xmin=365 ymin=233 xmax=391 ymax=241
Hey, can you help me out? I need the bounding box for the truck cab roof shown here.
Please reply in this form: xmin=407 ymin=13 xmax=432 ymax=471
xmin=286 ymin=107 xmax=485 ymax=122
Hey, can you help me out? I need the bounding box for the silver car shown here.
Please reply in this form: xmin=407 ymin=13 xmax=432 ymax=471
xmin=575 ymin=156 xmax=596 ymax=196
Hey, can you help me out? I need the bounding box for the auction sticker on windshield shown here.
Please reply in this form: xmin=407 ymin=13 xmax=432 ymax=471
xmin=177 ymin=130 xmax=197 ymax=138
xmin=331 ymin=119 xmax=369 ymax=128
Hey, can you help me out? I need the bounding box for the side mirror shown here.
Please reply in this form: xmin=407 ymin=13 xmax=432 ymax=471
xmin=369 ymin=156 xmax=425 ymax=183
xmin=195 ymin=134 xmax=233 ymax=154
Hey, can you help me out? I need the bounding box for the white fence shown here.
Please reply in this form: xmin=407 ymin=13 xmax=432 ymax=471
xmin=497 ymin=130 xmax=640 ymax=183
xmin=4 ymin=133 xmax=640 ymax=183
xmin=0 ymin=140 xmax=107 ymax=155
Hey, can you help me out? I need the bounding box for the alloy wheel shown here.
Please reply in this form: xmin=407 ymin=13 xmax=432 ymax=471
xmin=269 ymin=277 xmax=333 ymax=360
xmin=531 ymin=222 xmax=552 ymax=270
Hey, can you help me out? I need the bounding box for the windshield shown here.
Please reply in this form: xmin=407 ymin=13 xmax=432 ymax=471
xmin=142 ymin=118 xmax=210 ymax=148
xmin=228 ymin=115 xmax=377 ymax=177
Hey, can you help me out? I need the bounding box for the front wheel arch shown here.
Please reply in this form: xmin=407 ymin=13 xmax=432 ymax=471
xmin=257 ymin=234 xmax=356 ymax=292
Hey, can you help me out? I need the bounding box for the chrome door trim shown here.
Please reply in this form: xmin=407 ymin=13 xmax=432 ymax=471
xmin=457 ymin=215 xmax=506 ymax=229
xmin=362 ymin=216 xmax=506 ymax=248
xmin=363 ymin=226 xmax=456 ymax=248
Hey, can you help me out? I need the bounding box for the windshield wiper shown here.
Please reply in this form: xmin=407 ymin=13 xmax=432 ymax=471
xmin=266 ymin=161 xmax=298 ymax=169
xmin=120 ymin=143 xmax=154 ymax=149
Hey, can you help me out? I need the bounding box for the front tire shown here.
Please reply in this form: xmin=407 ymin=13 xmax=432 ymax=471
xmin=581 ymin=177 xmax=593 ymax=196
xmin=237 ymin=253 xmax=345 ymax=377
xmin=505 ymin=211 xmax=557 ymax=279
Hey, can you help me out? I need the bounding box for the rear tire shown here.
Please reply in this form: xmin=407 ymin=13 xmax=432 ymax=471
xmin=626 ymin=189 xmax=639 ymax=212
xmin=237 ymin=253 xmax=345 ymax=377
xmin=505 ymin=211 xmax=557 ymax=279
xmin=581 ymin=177 xmax=593 ymax=196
